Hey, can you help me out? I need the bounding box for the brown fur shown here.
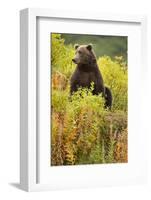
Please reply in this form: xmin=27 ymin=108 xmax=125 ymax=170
xmin=70 ymin=44 xmax=112 ymax=108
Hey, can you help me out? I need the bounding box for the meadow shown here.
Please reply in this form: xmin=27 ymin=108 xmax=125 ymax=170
xmin=51 ymin=33 xmax=128 ymax=166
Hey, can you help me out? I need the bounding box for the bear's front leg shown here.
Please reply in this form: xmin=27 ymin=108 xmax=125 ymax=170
xmin=70 ymin=81 xmax=79 ymax=95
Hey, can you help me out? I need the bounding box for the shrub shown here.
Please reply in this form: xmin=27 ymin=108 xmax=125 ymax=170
xmin=51 ymin=87 xmax=127 ymax=165
xmin=51 ymin=33 xmax=75 ymax=78
xmin=98 ymin=56 xmax=127 ymax=111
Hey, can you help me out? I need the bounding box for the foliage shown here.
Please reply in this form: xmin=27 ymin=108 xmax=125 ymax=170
xmin=51 ymin=33 xmax=128 ymax=166
xmin=62 ymin=33 xmax=127 ymax=61
xmin=98 ymin=56 xmax=128 ymax=111
xmin=51 ymin=33 xmax=75 ymax=78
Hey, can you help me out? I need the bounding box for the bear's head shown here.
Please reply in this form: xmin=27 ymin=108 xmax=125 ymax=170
xmin=72 ymin=44 xmax=96 ymax=65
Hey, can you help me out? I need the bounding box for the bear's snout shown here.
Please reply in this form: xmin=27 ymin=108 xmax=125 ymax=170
xmin=72 ymin=58 xmax=76 ymax=63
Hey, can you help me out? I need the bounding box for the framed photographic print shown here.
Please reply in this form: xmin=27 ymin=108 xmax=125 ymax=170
xmin=20 ymin=8 xmax=147 ymax=191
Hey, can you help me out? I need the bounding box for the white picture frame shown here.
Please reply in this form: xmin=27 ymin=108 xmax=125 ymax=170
xmin=20 ymin=8 xmax=147 ymax=192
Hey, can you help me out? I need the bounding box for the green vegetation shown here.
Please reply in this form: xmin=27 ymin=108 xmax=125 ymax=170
xmin=51 ymin=33 xmax=128 ymax=166
xmin=62 ymin=33 xmax=127 ymax=61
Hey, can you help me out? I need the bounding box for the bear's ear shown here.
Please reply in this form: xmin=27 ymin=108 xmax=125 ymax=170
xmin=74 ymin=44 xmax=79 ymax=50
xmin=86 ymin=44 xmax=92 ymax=51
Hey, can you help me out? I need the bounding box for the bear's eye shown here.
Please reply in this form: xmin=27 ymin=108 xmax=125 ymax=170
xmin=78 ymin=50 xmax=82 ymax=54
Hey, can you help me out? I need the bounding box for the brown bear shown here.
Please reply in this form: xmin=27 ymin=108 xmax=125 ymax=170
xmin=70 ymin=44 xmax=112 ymax=109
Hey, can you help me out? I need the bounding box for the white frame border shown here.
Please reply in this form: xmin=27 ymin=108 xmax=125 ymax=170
xmin=20 ymin=8 xmax=147 ymax=192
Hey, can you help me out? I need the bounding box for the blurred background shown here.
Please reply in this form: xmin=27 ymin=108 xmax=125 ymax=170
xmin=61 ymin=33 xmax=127 ymax=62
